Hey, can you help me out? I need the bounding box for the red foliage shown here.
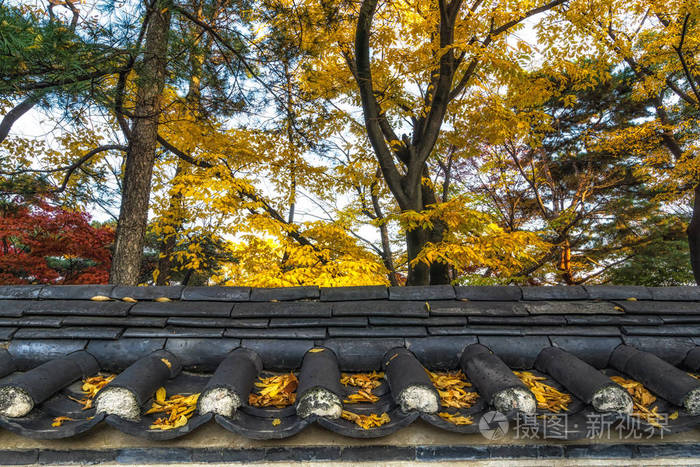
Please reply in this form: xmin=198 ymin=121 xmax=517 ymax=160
xmin=0 ymin=197 xmax=114 ymax=284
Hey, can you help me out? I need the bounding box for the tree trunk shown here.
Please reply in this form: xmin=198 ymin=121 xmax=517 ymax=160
xmin=406 ymin=227 xmax=430 ymax=285
xmin=688 ymin=184 xmax=700 ymax=285
xmin=110 ymin=2 xmax=171 ymax=285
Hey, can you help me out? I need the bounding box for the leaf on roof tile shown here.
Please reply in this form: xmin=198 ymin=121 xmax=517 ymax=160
xmin=610 ymin=376 xmax=663 ymax=427
xmin=428 ymin=370 xmax=478 ymax=409
xmin=147 ymin=389 xmax=199 ymax=430
xmin=438 ymin=412 xmax=473 ymax=425
xmin=90 ymin=295 xmax=111 ymax=302
xmin=122 ymin=297 xmax=138 ymax=303
xmin=515 ymin=371 xmax=571 ymax=413
xmin=249 ymin=373 xmax=298 ymax=408
xmin=52 ymin=416 xmax=76 ymax=427
xmin=341 ymin=410 xmax=390 ymax=429
xmin=272 ymin=418 xmax=281 ymax=426
xmin=155 ymin=297 xmax=172 ymax=302
xmin=68 ymin=374 xmax=115 ymax=410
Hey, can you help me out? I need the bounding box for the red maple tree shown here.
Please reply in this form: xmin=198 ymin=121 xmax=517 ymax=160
xmin=0 ymin=196 xmax=114 ymax=284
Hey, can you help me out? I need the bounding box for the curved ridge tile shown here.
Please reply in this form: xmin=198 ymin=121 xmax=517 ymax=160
xmin=215 ymin=412 xmax=310 ymax=440
xmin=316 ymin=408 xmax=419 ymax=438
xmin=0 ymin=410 xmax=105 ymax=440
xmin=103 ymin=373 xmax=210 ymax=440
xmin=105 ymin=413 xmax=212 ymax=441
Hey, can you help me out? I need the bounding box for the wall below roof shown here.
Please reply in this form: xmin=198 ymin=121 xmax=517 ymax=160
xmin=1 ymin=419 xmax=700 ymax=464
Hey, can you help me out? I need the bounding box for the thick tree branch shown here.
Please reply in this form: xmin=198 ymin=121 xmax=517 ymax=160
xmin=354 ymin=0 xmax=410 ymax=208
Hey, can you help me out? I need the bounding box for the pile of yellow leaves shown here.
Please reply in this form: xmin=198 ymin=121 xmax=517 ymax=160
xmin=437 ymin=412 xmax=474 ymax=425
xmin=248 ymin=373 xmax=298 ymax=408
xmin=341 ymin=371 xmax=384 ymax=404
xmin=67 ymin=374 xmax=115 ymax=410
xmin=515 ymin=371 xmax=571 ymax=413
xmin=427 ymin=370 xmax=479 ymax=410
xmin=341 ymin=410 xmax=390 ymax=429
xmin=147 ymin=387 xmax=199 ymax=431
xmin=53 ymin=374 xmax=116 ymax=427
xmin=610 ymin=376 xmax=664 ymax=428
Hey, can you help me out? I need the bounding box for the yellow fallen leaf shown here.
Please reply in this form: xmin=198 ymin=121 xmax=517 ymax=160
xmin=90 ymin=295 xmax=111 ymax=301
xmin=156 ymin=387 xmax=167 ymax=404
xmin=161 ymin=358 xmax=172 ymax=369
xmin=438 ymin=412 xmax=473 ymax=425
xmin=626 ymin=297 xmax=637 ymax=301
xmin=52 ymin=416 xmax=75 ymax=427
xmin=155 ymin=297 xmax=171 ymax=302
xmin=272 ymin=418 xmax=281 ymax=426
xmin=669 ymin=411 xmax=679 ymax=420
xmin=122 ymin=297 xmax=137 ymax=303
xmin=309 ymin=348 xmax=325 ymax=353
xmin=515 ymin=371 xmax=571 ymax=413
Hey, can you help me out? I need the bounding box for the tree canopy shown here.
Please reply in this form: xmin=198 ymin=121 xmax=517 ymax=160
xmin=0 ymin=0 xmax=698 ymax=286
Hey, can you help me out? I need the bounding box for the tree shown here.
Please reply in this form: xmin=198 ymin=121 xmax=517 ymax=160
xmin=351 ymin=0 xmax=566 ymax=284
xmin=541 ymin=0 xmax=700 ymax=281
xmin=109 ymin=0 xmax=172 ymax=284
xmin=0 ymin=189 xmax=113 ymax=285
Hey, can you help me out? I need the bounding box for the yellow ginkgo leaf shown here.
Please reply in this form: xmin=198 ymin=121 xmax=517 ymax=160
xmin=155 ymin=297 xmax=171 ymax=302
xmin=90 ymin=295 xmax=111 ymax=302
xmin=156 ymin=387 xmax=167 ymax=404
xmin=122 ymin=297 xmax=138 ymax=303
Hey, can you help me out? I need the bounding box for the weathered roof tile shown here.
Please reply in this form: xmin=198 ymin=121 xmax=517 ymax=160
xmin=110 ymin=286 xmax=183 ymax=300
xmin=613 ymin=300 xmax=700 ymax=314
xmin=26 ymin=300 xmax=131 ymax=316
xmin=0 ymin=300 xmax=27 ymax=317
xmin=454 ymin=286 xmax=522 ymax=301
xmin=0 ymin=285 xmax=43 ymax=300
xmin=333 ymin=301 xmax=428 ymax=317
xmin=122 ymin=327 xmax=225 ymax=338
xmin=250 ymin=286 xmax=319 ymax=302
xmin=165 ymin=338 xmax=240 ymax=372
xmin=368 ymin=316 xmax=467 ymax=326
xmin=584 ymin=285 xmax=651 ymax=300
xmin=319 ymin=286 xmax=387 ymax=301
xmin=323 ymin=337 xmax=404 ymax=371
xmin=233 ymin=302 xmax=331 ymax=318
xmin=13 ymin=326 xmax=123 ymax=339
xmin=519 ymin=301 xmax=620 ymax=315
xmin=167 ymin=317 xmax=269 ymax=328
xmin=38 ymin=285 xmax=114 ymax=300
xmin=327 ymin=326 xmax=427 ymax=338
xmin=478 ymin=335 xmax=550 ymax=369
xmin=269 ymin=317 xmax=367 ymax=327
xmin=181 ymin=286 xmax=250 ymax=301
xmin=428 ymin=301 xmax=525 ymax=316
xmin=648 ymin=286 xmax=700 ymax=301
xmin=521 ymin=286 xmax=589 ymax=301
xmin=0 ymin=316 xmax=63 ymax=327
xmin=130 ymin=301 xmax=232 ymax=317
xmin=8 ymin=339 xmax=88 ymax=370
xmin=224 ymin=328 xmax=326 ymax=339
xmin=87 ymin=338 xmax=166 ymax=372
xmin=388 ymin=285 xmax=455 ymax=301
xmin=428 ymin=326 xmax=520 ymax=336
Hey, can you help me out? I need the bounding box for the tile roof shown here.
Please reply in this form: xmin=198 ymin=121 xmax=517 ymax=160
xmin=0 ymin=284 xmax=697 ymax=442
